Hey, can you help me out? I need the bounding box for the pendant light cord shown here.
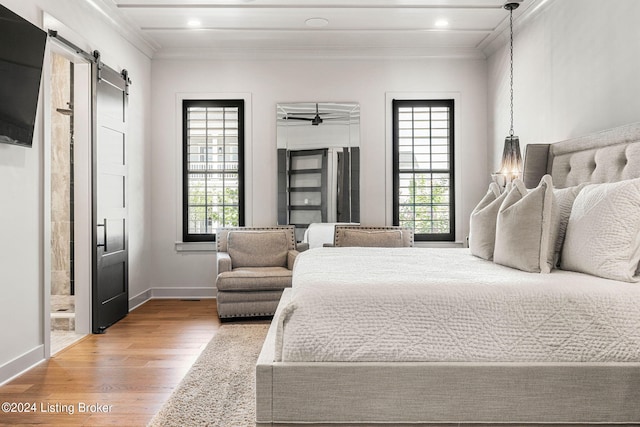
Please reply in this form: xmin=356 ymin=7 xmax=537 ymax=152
xmin=509 ymin=6 xmax=515 ymax=137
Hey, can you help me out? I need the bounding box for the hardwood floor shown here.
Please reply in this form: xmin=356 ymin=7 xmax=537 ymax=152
xmin=0 ymin=299 xmax=220 ymax=426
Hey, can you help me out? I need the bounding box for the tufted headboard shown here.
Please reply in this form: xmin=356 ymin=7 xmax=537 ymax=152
xmin=522 ymin=121 xmax=640 ymax=188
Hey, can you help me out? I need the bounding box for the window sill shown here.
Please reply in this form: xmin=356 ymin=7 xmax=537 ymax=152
xmin=175 ymin=241 xmax=217 ymax=253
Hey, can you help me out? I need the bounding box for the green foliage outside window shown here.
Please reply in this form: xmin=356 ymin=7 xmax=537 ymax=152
xmin=187 ymin=185 xmax=239 ymax=232
xmin=398 ymin=175 xmax=450 ymax=234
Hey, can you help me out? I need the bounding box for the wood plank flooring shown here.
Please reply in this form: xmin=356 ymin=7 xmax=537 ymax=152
xmin=0 ymin=299 xmax=220 ymax=426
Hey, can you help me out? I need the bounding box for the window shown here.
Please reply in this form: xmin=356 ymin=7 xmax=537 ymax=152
xmin=392 ymin=99 xmax=455 ymax=241
xmin=183 ymin=99 xmax=244 ymax=242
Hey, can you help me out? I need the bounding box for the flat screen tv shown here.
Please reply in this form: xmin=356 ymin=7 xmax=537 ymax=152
xmin=0 ymin=4 xmax=47 ymax=148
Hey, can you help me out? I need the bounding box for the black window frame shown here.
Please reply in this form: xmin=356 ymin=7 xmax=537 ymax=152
xmin=182 ymin=99 xmax=245 ymax=242
xmin=392 ymin=99 xmax=455 ymax=242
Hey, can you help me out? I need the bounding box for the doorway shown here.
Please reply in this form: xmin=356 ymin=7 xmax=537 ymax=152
xmin=45 ymin=28 xmax=130 ymax=354
xmin=48 ymin=49 xmax=92 ymax=355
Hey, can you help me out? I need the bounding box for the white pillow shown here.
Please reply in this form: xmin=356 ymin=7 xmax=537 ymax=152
xmin=469 ymin=182 xmax=509 ymax=260
xmin=552 ymin=184 xmax=585 ymax=266
xmin=560 ymin=178 xmax=640 ymax=282
xmin=494 ymin=175 xmax=558 ymax=273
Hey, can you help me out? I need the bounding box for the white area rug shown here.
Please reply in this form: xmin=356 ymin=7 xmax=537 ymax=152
xmin=148 ymin=323 xmax=269 ymax=427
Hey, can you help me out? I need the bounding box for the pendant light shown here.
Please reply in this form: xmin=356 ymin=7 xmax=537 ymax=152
xmin=494 ymin=1 xmax=522 ymax=186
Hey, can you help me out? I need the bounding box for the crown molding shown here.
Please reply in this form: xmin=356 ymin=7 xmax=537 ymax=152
xmin=152 ymin=46 xmax=487 ymax=61
xmin=86 ymin=0 xmax=159 ymax=58
xmin=480 ymin=0 xmax=554 ymax=57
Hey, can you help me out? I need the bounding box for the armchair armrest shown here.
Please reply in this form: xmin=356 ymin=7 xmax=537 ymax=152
xmin=287 ymin=249 xmax=300 ymax=270
xmin=217 ymin=252 xmax=232 ymax=274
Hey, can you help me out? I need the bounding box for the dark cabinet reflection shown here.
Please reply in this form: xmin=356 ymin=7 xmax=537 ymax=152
xmin=277 ymin=102 xmax=360 ymax=241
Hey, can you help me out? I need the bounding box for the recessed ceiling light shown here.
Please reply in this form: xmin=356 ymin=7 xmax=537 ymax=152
xmin=187 ymin=19 xmax=201 ymax=27
xmin=435 ymin=19 xmax=449 ymax=28
xmin=305 ymin=17 xmax=329 ymax=28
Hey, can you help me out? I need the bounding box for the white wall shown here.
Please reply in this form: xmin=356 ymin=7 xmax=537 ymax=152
xmin=487 ymin=0 xmax=640 ymax=173
xmin=150 ymin=58 xmax=488 ymax=292
xmin=0 ymin=0 xmax=151 ymax=383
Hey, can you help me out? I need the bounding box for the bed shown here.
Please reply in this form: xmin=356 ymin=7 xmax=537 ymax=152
xmin=256 ymin=122 xmax=640 ymax=426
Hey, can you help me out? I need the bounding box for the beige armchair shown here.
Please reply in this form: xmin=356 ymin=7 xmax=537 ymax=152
xmin=334 ymin=225 xmax=414 ymax=247
xmin=215 ymin=226 xmax=298 ymax=319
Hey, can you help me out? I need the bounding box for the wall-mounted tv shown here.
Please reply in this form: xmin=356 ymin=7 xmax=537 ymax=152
xmin=0 ymin=4 xmax=47 ymax=148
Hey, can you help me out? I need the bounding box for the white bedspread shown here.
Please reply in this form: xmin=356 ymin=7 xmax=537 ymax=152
xmin=275 ymin=247 xmax=640 ymax=362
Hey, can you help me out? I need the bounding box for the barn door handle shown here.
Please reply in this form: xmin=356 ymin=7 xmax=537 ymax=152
xmin=97 ymin=219 xmax=107 ymax=252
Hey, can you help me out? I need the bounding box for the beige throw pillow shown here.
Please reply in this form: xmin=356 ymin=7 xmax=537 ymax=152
xmin=494 ymin=175 xmax=558 ymax=273
xmin=560 ymin=178 xmax=640 ymax=282
xmin=469 ymin=182 xmax=508 ymax=260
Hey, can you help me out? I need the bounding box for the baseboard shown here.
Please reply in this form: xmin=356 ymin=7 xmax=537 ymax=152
xmin=0 ymin=345 xmax=45 ymax=386
xmin=129 ymin=287 xmax=216 ymax=310
xmin=151 ymin=286 xmax=216 ymax=299
xmin=129 ymin=288 xmax=153 ymax=311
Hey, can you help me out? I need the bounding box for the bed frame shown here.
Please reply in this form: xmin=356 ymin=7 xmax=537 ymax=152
xmin=256 ymin=122 xmax=640 ymax=426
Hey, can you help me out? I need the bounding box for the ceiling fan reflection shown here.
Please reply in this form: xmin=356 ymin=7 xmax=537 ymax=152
xmin=283 ymin=103 xmax=343 ymax=126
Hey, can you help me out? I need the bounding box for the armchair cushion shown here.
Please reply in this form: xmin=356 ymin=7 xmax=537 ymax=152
xmin=216 ymin=267 xmax=293 ymax=291
xmin=227 ymin=231 xmax=288 ymax=268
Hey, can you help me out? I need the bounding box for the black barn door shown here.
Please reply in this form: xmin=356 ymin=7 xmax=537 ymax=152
xmin=91 ymin=56 xmax=129 ymax=333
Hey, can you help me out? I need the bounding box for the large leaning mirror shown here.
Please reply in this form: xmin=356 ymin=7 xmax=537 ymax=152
xmin=277 ymin=102 xmax=360 ymax=241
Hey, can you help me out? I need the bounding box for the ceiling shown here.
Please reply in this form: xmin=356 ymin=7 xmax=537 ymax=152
xmin=99 ymin=0 xmax=548 ymax=59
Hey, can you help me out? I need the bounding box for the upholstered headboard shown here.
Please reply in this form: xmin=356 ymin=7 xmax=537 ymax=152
xmin=523 ymin=122 xmax=640 ymax=188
